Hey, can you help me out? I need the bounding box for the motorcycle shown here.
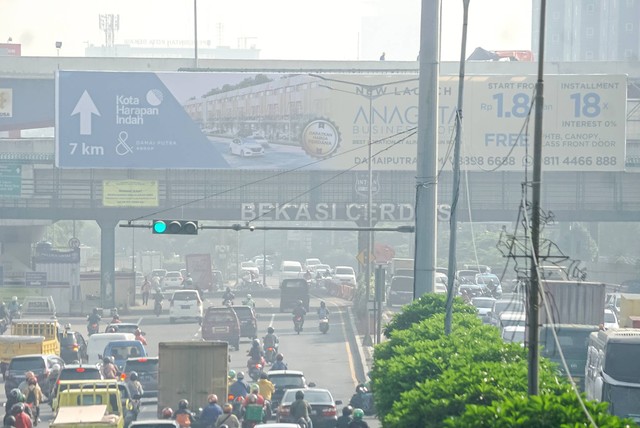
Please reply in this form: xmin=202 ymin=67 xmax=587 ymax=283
xmin=8 ymin=306 xmax=22 ymax=322
xmin=293 ymin=315 xmax=304 ymax=334
xmin=319 ymin=317 xmax=329 ymax=334
xmin=154 ymin=299 xmax=163 ymax=317
xmin=264 ymin=346 xmax=276 ymax=364
xmin=228 ymin=394 xmax=245 ymax=418
xmin=248 ymin=358 xmax=265 ymax=381
xmin=87 ymin=321 xmax=99 ymax=336
xmin=349 ymin=385 xmax=375 ymax=416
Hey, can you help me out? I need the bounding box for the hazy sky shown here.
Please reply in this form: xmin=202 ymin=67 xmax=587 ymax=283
xmin=1 ymin=0 xmax=532 ymax=61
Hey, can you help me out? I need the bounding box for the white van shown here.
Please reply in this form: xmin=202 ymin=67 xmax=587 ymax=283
xmin=280 ymin=261 xmax=303 ymax=280
xmin=86 ymin=332 xmax=135 ymax=364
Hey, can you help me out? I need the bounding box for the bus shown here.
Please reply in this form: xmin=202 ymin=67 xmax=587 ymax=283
xmin=539 ymin=324 xmax=599 ymax=391
xmin=585 ymin=328 xmax=640 ymax=420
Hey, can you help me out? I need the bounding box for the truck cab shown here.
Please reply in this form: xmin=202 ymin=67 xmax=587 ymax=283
xmin=52 ymin=380 xmax=125 ymax=428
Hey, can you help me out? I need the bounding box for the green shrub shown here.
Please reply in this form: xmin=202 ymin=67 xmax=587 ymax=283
xmin=444 ymin=389 xmax=638 ymax=428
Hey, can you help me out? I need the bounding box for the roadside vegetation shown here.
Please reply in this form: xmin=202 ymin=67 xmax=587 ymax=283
xmin=371 ymin=294 xmax=636 ymax=427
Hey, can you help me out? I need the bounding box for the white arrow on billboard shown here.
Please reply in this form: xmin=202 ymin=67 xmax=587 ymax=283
xmin=71 ymin=90 xmax=101 ymax=135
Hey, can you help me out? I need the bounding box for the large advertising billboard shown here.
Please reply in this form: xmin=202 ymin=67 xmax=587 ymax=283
xmin=55 ymin=71 xmax=626 ymax=171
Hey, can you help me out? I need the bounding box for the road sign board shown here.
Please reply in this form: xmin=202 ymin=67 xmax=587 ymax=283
xmin=25 ymin=271 xmax=47 ymax=287
xmin=356 ymin=250 xmax=368 ymax=267
xmin=0 ymin=164 xmax=21 ymax=197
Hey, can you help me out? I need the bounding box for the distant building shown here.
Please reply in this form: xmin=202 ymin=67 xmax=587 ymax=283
xmin=532 ymin=0 xmax=640 ymax=61
xmin=84 ymin=42 xmax=260 ymax=60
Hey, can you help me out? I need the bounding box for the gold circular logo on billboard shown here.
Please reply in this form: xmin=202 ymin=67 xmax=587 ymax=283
xmin=301 ymin=119 xmax=341 ymax=158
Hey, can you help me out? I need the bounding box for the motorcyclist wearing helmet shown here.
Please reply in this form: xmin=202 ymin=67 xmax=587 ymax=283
xmin=292 ymin=300 xmax=307 ymax=331
xmin=3 ymin=414 xmax=16 ymax=428
xmin=173 ymin=399 xmax=194 ymax=428
xmin=222 ymin=287 xmax=235 ymax=305
xmin=262 ymin=327 xmax=279 ymax=351
xmin=317 ymin=301 xmax=330 ymax=319
xmin=228 ymin=372 xmax=249 ymax=399
xmin=290 ymin=390 xmax=312 ymax=428
xmin=5 ymin=389 xmax=24 ymax=418
xmin=228 ymin=370 xmax=237 ymax=383
xmin=8 ymin=297 xmax=20 ymax=316
xmin=18 ymin=372 xmax=36 ymax=396
xmin=0 ymin=301 xmax=7 ymax=320
xmin=336 ymin=405 xmax=353 ymax=428
xmin=87 ymin=308 xmax=101 ymax=325
xmin=270 ymin=353 xmax=288 ymax=371
xmin=161 ymin=407 xmax=173 ymax=420
xmin=247 ymin=339 xmax=264 ymax=372
xmin=24 ymin=377 xmax=42 ymax=424
xmin=303 ymin=269 xmax=312 ymax=282
xmin=242 ymin=294 xmax=255 ymax=308
xmin=199 ymin=394 xmax=222 ymax=428
xmin=126 ymin=371 xmax=144 ymax=397
xmin=348 ymin=408 xmax=369 ymax=427
xmin=10 ymin=404 xmax=31 ymax=428
xmin=134 ymin=328 xmax=147 ymax=346
xmin=257 ymin=373 xmax=275 ymax=419
xmin=110 ymin=314 xmax=121 ymax=324
xmin=215 ymin=403 xmax=240 ymax=428
xmin=101 ymin=357 xmax=117 ymax=379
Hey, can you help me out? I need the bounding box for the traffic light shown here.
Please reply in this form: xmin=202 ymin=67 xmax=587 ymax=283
xmin=152 ymin=220 xmax=198 ymax=235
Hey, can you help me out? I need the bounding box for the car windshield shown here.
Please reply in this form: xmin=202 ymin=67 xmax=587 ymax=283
xmin=472 ymin=299 xmax=495 ymax=309
xmin=269 ymin=375 xmax=306 ymax=389
xmin=172 ymin=292 xmax=198 ymax=301
xmin=540 ymin=327 xmax=594 ymax=359
xmin=232 ymin=307 xmax=253 ymax=319
xmin=166 ymin=272 xmax=181 ymax=278
xmin=282 ymin=389 xmax=331 ymax=404
xmin=124 ymin=359 xmax=158 ymax=374
xmin=205 ymin=310 xmax=236 ymax=323
xmin=9 ymin=357 xmax=45 ymax=371
xmin=108 ymin=346 xmax=142 ymax=360
xmin=493 ymin=300 xmax=524 ymax=314
xmin=59 ymin=368 xmax=102 ymax=381
xmin=605 ymin=343 xmax=640 ymax=382
xmin=335 ymin=268 xmax=353 ymax=275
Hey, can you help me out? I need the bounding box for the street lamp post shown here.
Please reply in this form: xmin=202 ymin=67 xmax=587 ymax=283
xmin=308 ymin=74 xmax=419 ymax=346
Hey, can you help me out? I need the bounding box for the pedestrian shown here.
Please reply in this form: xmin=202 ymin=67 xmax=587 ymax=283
xmin=141 ymin=277 xmax=151 ymax=306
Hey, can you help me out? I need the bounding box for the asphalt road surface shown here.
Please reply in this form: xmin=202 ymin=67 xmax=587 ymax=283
xmin=1 ymin=290 xmax=380 ymax=427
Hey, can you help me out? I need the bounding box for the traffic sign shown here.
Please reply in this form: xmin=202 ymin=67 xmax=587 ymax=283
xmin=373 ymin=243 xmax=395 ymax=263
xmin=56 ymin=71 xmax=231 ymax=169
xmin=0 ymin=164 xmax=21 ymax=197
xmin=356 ymin=250 xmax=368 ymax=267
xmin=25 ymin=272 xmax=47 ymax=287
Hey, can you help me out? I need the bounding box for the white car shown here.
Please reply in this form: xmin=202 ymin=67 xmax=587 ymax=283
xmin=250 ymin=133 xmax=270 ymax=148
xmin=604 ymin=308 xmax=619 ymax=330
xmin=229 ymin=137 xmax=264 ymax=157
xmin=333 ymin=266 xmax=357 ymax=285
xmin=502 ymin=325 xmax=526 ymax=344
xmin=169 ymin=290 xmax=203 ymax=324
xmin=164 ymin=271 xmax=183 ymax=289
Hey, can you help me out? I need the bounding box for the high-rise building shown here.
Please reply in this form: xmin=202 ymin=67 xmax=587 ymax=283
xmin=532 ymin=0 xmax=640 ymax=61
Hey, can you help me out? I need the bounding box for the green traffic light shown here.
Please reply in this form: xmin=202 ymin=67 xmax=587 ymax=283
xmin=153 ymin=221 xmax=167 ymax=234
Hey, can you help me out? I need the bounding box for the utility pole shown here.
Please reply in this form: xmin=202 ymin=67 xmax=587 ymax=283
xmin=193 ymin=0 xmax=199 ymax=68
xmin=414 ymin=0 xmax=440 ymax=297
xmin=528 ymin=0 xmax=547 ymax=396
xmin=445 ymin=0 xmax=470 ymax=335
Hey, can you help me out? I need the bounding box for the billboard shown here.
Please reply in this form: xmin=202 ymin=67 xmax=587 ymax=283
xmin=55 ymin=71 xmax=626 ymax=171
xmin=0 ymin=78 xmax=54 ymax=131
xmin=102 ymin=180 xmax=158 ymax=207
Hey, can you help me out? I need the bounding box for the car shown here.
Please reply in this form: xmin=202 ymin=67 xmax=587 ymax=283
xmin=475 ymin=273 xmax=503 ymax=298
xmin=280 ymin=261 xmax=303 ymax=281
xmin=502 ymin=325 xmax=526 ymax=344
xmin=202 ymin=306 xmax=241 ymax=350
xmin=151 ymin=269 xmax=167 ymax=283
xmin=488 ymin=299 xmax=525 ymax=327
xmin=4 ymin=354 xmax=65 ymax=396
xmin=230 ymin=137 xmax=265 ymax=157
xmin=169 ymin=290 xmax=203 ymax=324
xmin=458 ymin=283 xmax=489 ymax=299
xmin=231 ymin=305 xmax=258 ymax=339
xmin=51 ymin=363 xmax=103 ymax=400
xmin=58 ymin=329 xmax=89 ymax=363
xmin=164 ymin=271 xmax=183 ymax=289
xmin=267 ymin=370 xmax=309 ymax=409
xmin=604 ymin=308 xmax=619 ymax=330
xmin=386 ymin=275 xmax=413 ymax=307
xmin=434 ymin=272 xmax=448 ymax=294
xmin=277 ymin=388 xmax=341 ymax=428
xmin=104 ymin=322 xmax=141 ymax=335
xmin=86 ymin=332 xmax=136 ymax=364
xmin=129 ymin=420 xmax=179 ymax=428
xmin=333 ymin=266 xmax=356 ymax=285
xmin=21 ymin=296 xmax=57 ymax=319
xmin=250 ymin=133 xmax=270 ymax=148
xmin=102 ymin=340 xmax=147 ymax=371
xmin=255 ymin=259 xmax=274 ymax=276
xmin=471 ymin=297 xmax=497 ymax=324
xmin=311 ymin=264 xmax=331 ymax=277
xmin=123 ymin=356 xmax=159 ymax=398
xmin=304 ymin=258 xmax=322 ymax=269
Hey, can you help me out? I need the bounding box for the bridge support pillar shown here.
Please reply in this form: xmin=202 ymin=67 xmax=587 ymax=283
xmin=97 ymin=218 xmax=118 ymax=309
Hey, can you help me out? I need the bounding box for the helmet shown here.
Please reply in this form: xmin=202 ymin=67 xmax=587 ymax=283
xmin=10 ymin=403 xmax=24 ymax=415
xmin=129 ymin=371 xmax=138 ymax=381
xmin=250 ymin=384 xmax=259 ymax=393
xmin=64 ymin=323 xmax=72 ymax=330
xmin=12 ymin=296 xmax=18 ymax=302
xmin=320 ymin=301 xmax=326 ymax=307
xmin=228 ymin=369 xmax=236 ymax=379
xmin=208 ymin=394 xmax=218 ymax=403
xmin=295 ymin=391 xmax=304 ymax=400
xmin=246 ymin=394 xmax=257 ymax=404
xmin=276 ymin=353 xmax=284 ymax=361
xmin=353 ymin=408 xmax=364 ymax=420
xmin=222 ymin=403 xmax=233 ymax=413
xmin=112 ymin=314 xmax=120 ymax=320
xmin=9 ymin=388 xmax=22 ymax=401
xmin=297 ymin=300 xmax=303 ymax=305
xmin=342 ymin=405 xmax=353 ymax=416
xmin=103 ymin=357 xmax=112 ymax=364
xmin=246 ymin=294 xmax=252 ymax=299
xmin=236 ymin=371 xmax=245 ymax=380
xmin=5 ymin=415 xmax=16 ymax=427
xmin=161 ymin=407 xmax=173 ymax=419
xmin=267 ymin=327 xmax=274 ymax=334
xmin=27 ymin=377 xmax=37 ymax=386
xmin=252 ymin=338 xmax=260 ymax=347
xmin=178 ymin=399 xmax=189 ymax=410
xmin=135 ymin=328 xmax=142 ymax=336
xmin=93 ymin=308 xmax=99 ymax=314
xmin=186 ymin=278 xmax=193 ymax=285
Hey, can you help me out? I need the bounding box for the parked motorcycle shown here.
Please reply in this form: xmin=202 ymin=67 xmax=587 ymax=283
xmin=154 ymin=300 xmax=163 ymax=317
xmin=293 ymin=315 xmax=304 ymax=335
xmin=319 ymin=317 xmax=329 ymax=334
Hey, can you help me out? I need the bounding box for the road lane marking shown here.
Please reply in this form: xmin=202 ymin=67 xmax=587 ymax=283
xmin=269 ymin=314 xmax=275 ymax=327
xmin=327 ymin=300 xmax=358 ymax=387
xmin=137 ymin=317 xmax=143 ymax=325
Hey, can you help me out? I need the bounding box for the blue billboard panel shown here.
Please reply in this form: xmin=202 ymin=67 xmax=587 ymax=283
xmin=56 ymin=71 xmax=230 ymax=169
xmin=0 ymin=78 xmax=54 ymax=131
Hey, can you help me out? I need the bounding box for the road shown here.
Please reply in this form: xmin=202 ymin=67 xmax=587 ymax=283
xmin=0 ymin=287 xmax=380 ymax=427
